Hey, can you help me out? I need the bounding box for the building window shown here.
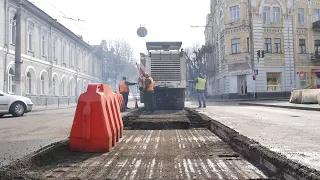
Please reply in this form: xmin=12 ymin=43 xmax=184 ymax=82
xmin=299 ymin=39 xmax=306 ymax=53
xmin=247 ymin=37 xmax=250 ymax=52
xmin=274 ymin=38 xmax=281 ymax=53
xmin=62 ymin=43 xmax=65 ymax=64
xmin=8 ymin=68 xmax=14 ymax=93
xmin=300 ymin=72 xmax=308 ymax=88
xmin=264 ymin=38 xmax=272 ymax=53
xmin=41 ymin=75 xmax=45 ymax=95
xmin=52 ymin=78 xmax=56 ymax=95
xmin=267 ymin=72 xmax=281 ymax=91
xmin=68 ymin=83 xmax=71 ymax=96
xmin=273 ymin=7 xmax=280 ymax=24
xmin=10 ymin=18 xmax=16 ymax=45
xmin=263 ymin=7 xmax=270 ymax=24
xmin=26 ymin=72 xmax=31 ymax=94
xmin=62 ymin=80 xmax=65 ymax=96
xmin=230 ymin=5 xmax=240 ymax=22
xmin=53 ymin=40 xmax=56 ymax=60
xmin=231 ymin=38 xmax=240 ymax=54
xmin=27 ymin=26 xmax=33 ymax=51
xmin=41 ymin=35 xmax=45 ymax=56
xmin=313 ymin=9 xmax=320 ymax=22
xmin=70 ymin=47 xmax=73 ymax=67
xmin=298 ymin=8 xmax=305 ymax=24
xmin=83 ymin=53 xmax=87 ymax=72
xmin=314 ymin=40 xmax=320 ymax=52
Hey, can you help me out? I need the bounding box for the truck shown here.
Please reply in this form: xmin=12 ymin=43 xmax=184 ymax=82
xmin=138 ymin=42 xmax=187 ymax=110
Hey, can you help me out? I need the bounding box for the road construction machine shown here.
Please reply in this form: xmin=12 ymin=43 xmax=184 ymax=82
xmin=138 ymin=42 xmax=187 ymax=110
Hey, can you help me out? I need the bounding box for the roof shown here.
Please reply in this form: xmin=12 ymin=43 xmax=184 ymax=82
xmin=19 ymin=0 xmax=94 ymax=51
xmin=146 ymin=42 xmax=182 ymax=51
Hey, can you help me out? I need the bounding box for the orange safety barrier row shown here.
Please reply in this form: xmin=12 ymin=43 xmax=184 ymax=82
xmin=69 ymin=84 xmax=124 ymax=152
xmin=114 ymin=91 xmax=125 ymax=112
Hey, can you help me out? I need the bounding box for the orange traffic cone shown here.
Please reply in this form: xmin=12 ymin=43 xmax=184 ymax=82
xmin=135 ymin=99 xmax=139 ymax=108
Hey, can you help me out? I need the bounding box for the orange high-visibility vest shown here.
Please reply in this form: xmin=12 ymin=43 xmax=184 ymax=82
xmin=119 ymin=80 xmax=129 ymax=93
xmin=144 ymin=77 xmax=154 ymax=92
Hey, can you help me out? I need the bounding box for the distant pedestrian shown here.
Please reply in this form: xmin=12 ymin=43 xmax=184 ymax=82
xmin=189 ymin=73 xmax=206 ymax=108
xmin=119 ymin=77 xmax=136 ymax=109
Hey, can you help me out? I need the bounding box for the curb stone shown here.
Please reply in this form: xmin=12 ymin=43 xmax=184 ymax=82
xmin=239 ymin=102 xmax=320 ymax=111
xmin=31 ymin=105 xmax=77 ymax=112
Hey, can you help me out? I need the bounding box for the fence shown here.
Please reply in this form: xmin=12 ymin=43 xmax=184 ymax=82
xmin=26 ymin=96 xmax=78 ymax=108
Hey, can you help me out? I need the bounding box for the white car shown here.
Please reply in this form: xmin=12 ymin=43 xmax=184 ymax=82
xmin=0 ymin=90 xmax=33 ymax=117
xmin=128 ymin=93 xmax=134 ymax=101
xmin=133 ymin=94 xmax=140 ymax=101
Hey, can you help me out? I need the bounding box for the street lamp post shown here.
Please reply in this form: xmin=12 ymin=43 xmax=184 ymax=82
xmin=248 ymin=0 xmax=256 ymax=98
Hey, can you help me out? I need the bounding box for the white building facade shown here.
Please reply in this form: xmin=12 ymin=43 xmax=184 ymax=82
xmin=0 ymin=0 xmax=104 ymax=104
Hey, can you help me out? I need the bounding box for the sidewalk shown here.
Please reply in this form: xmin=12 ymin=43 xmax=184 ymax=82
xmin=32 ymin=103 xmax=77 ymax=112
xmin=31 ymin=100 xmax=144 ymax=112
xmin=239 ymin=101 xmax=320 ymax=111
xmin=187 ymin=97 xmax=289 ymax=102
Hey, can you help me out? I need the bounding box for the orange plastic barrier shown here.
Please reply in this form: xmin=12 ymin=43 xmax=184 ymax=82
xmin=111 ymin=92 xmax=124 ymax=138
xmin=114 ymin=91 xmax=125 ymax=112
xmin=69 ymin=84 xmax=114 ymax=152
xmin=102 ymin=85 xmax=122 ymax=141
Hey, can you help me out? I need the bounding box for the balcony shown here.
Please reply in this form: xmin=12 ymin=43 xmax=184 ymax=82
xmin=201 ymin=45 xmax=213 ymax=53
xmin=312 ymin=20 xmax=320 ymax=31
xmin=309 ymin=51 xmax=320 ymax=62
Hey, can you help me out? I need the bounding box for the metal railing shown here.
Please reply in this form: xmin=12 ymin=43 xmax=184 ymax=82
xmin=25 ymin=96 xmax=77 ymax=108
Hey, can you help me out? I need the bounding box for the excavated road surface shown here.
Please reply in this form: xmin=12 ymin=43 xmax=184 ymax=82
xmin=0 ymin=109 xmax=270 ymax=180
xmin=29 ymin=130 xmax=267 ymax=180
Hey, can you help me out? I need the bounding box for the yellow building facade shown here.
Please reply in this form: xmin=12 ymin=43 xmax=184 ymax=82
xmin=205 ymin=0 xmax=320 ymax=99
xmin=294 ymin=0 xmax=320 ymax=89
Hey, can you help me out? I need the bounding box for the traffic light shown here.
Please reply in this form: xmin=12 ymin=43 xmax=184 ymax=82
xmin=261 ymin=50 xmax=265 ymax=58
xmin=253 ymin=75 xmax=256 ymax=80
xmin=257 ymin=50 xmax=260 ymax=58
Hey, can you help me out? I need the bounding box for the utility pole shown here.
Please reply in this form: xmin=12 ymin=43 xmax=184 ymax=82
xmin=248 ymin=0 xmax=256 ymax=98
xmin=14 ymin=1 xmax=22 ymax=95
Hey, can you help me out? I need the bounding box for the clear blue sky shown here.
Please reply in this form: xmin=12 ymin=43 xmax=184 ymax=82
xmin=31 ymin=0 xmax=209 ymax=60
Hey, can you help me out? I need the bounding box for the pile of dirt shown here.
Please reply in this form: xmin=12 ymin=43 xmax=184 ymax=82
xmin=122 ymin=110 xmax=194 ymax=130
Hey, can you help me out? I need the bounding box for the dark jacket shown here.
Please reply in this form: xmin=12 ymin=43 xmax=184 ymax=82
xmin=143 ymin=78 xmax=152 ymax=92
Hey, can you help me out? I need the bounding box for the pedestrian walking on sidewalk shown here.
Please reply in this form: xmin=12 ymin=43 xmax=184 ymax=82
xmin=189 ymin=73 xmax=206 ymax=108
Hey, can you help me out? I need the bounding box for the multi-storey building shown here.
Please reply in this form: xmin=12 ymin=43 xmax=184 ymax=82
xmin=0 ymin=0 xmax=107 ymax=103
xmin=205 ymin=0 xmax=320 ymax=99
xmin=295 ymin=0 xmax=320 ymax=89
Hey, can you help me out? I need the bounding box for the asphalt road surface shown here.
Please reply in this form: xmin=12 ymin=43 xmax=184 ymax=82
xmin=187 ymin=101 xmax=320 ymax=171
xmin=34 ymin=130 xmax=266 ymax=180
xmin=0 ymin=108 xmax=75 ymax=167
xmin=0 ymin=101 xmax=138 ymax=168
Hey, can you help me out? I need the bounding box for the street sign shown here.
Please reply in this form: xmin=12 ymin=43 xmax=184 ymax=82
xmin=253 ymin=69 xmax=258 ymax=75
xmin=299 ymin=72 xmax=304 ymax=79
xmin=137 ymin=26 xmax=148 ymax=37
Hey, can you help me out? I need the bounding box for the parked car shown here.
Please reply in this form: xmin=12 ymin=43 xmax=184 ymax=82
xmin=133 ymin=94 xmax=140 ymax=101
xmin=0 ymin=90 xmax=33 ymax=117
xmin=128 ymin=93 xmax=134 ymax=101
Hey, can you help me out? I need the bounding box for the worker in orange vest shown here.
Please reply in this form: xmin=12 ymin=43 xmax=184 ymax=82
xmin=143 ymin=72 xmax=155 ymax=113
xmin=119 ymin=77 xmax=136 ymax=109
